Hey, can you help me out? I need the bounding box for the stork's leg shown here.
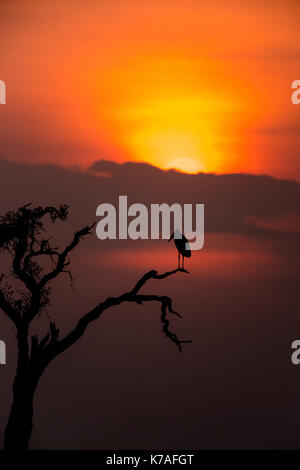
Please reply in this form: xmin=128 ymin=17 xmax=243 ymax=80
xmin=182 ymin=256 xmax=184 ymax=270
xmin=178 ymin=251 xmax=180 ymax=270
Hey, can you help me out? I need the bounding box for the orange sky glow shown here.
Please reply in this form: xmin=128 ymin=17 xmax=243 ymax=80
xmin=0 ymin=0 xmax=300 ymax=179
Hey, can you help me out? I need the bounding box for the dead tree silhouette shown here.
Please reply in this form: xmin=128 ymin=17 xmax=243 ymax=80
xmin=0 ymin=204 xmax=191 ymax=451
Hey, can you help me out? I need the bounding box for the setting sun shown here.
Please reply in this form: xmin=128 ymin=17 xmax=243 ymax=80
xmin=165 ymin=157 xmax=204 ymax=174
xmin=0 ymin=0 xmax=299 ymax=180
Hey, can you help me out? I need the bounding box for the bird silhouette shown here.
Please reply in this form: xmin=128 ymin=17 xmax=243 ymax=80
xmin=169 ymin=229 xmax=191 ymax=270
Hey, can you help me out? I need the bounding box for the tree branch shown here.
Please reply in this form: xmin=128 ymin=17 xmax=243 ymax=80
xmin=0 ymin=289 xmax=19 ymax=325
xmin=38 ymin=223 xmax=96 ymax=289
xmin=32 ymin=268 xmax=191 ymax=370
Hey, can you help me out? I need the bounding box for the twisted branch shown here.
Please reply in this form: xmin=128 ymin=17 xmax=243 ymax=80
xmin=31 ymin=268 xmax=191 ymax=372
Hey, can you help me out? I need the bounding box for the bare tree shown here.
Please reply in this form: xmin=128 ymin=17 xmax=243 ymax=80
xmin=0 ymin=204 xmax=190 ymax=451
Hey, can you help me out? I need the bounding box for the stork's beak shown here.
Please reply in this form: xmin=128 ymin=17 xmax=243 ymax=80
xmin=168 ymin=233 xmax=174 ymax=243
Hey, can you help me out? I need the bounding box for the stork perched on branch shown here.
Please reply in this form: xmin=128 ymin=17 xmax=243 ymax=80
xmin=169 ymin=229 xmax=191 ymax=271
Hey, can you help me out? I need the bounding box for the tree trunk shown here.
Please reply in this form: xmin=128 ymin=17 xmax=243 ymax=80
xmin=4 ymin=376 xmax=38 ymax=451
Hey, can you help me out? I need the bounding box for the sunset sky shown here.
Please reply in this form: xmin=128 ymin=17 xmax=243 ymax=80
xmin=1 ymin=1 xmax=300 ymax=451
xmin=1 ymin=0 xmax=300 ymax=179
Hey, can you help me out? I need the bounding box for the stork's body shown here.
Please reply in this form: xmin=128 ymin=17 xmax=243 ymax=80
xmin=169 ymin=229 xmax=191 ymax=270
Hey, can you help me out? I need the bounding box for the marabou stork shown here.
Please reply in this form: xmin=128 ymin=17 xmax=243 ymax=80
xmin=168 ymin=229 xmax=191 ymax=270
